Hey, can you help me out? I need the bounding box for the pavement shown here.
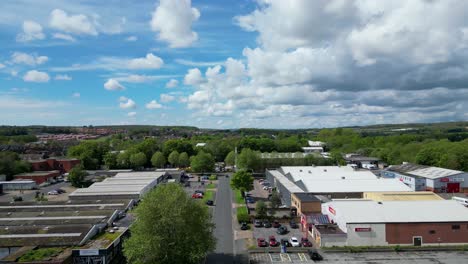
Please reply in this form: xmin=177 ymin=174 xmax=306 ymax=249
xmin=0 ymin=181 xmax=71 ymax=202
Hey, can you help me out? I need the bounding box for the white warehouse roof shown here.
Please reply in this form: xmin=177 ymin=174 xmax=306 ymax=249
xmin=408 ymin=167 xmax=465 ymax=179
xmin=280 ymin=166 xmax=377 ymax=182
xmin=300 ymin=178 xmax=412 ymax=193
xmin=324 ymin=200 xmax=468 ymax=223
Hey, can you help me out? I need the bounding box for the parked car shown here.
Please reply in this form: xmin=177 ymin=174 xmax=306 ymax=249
xmin=277 ymin=226 xmax=288 ymax=235
xmin=55 ymin=188 xmax=66 ymax=193
xmin=263 ymin=220 xmax=272 ymax=228
xmin=273 ymin=220 xmax=281 ymax=228
xmin=240 ymin=222 xmax=249 ymax=230
xmin=246 ymin=197 xmax=255 ymax=204
xmin=279 ymin=204 xmax=288 ymax=209
xmin=206 ymin=200 xmax=214 ymax=206
xmin=48 ymin=190 xmax=59 ymax=195
xmin=254 ymin=219 xmax=263 ymax=227
xmin=301 ymin=237 xmax=313 ymax=247
xmin=201 ymin=176 xmax=210 ymax=180
xmin=192 ymin=193 xmax=203 ymax=199
xmin=289 ymin=220 xmax=298 ymax=229
xmin=269 ymin=235 xmax=278 ymax=247
xmin=194 ymin=190 xmax=204 ymax=195
xmin=280 ymin=238 xmax=291 ymax=247
xmin=257 ymin=238 xmax=268 ymax=247
xmin=12 ymin=196 xmax=23 ymax=202
xmin=308 ymin=249 xmax=323 ymax=261
xmin=289 ymin=237 xmax=300 ymax=247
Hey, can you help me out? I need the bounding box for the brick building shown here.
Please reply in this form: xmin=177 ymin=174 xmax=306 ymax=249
xmin=30 ymin=158 xmax=80 ymax=173
xmin=14 ymin=170 xmax=61 ymax=185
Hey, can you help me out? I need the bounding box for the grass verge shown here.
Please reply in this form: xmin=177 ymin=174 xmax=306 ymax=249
xmin=206 ymin=183 xmax=216 ymax=189
xmin=237 ymin=205 xmax=250 ymax=223
xmin=235 ymin=189 xmax=244 ymax=204
xmin=18 ymin=247 xmax=64 ymax=262
xmin=202 ymin=190 xmax=215 ymax=203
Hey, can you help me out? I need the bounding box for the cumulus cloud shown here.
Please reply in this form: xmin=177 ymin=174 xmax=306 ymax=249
xmin=150 ymin=0 xmax=200 ymax=48
xmin=52 ymin=33 xmax=76 ymax=42
xmin=16 ymin=20 xmax=45 ymax=42
xmin=119 ymin=96 xmax=136 ymax=109
xmin=128 ymin=53 xmax=163 ymax=69
xmin=49 ymin=9 xmax=98 ymax=36
xmin=160 ymin=94 xmax=175 ymax=103
xmin=166 ymin=79 xmax=179 ymax=88
xmin=183 ymin=68 xmax=204 ymax=85
xmin=125 ymin=36 xmax=138 ymax=41
xmin=55 ymin=74 xmax=72 ymax=81
xmin=104 ymin=79 xmax=125 ymax=91
xmin=127 ymin=111 xmax=137 ymax=117
xmin=0 ymin=63 xmax=5 ymax=69
xmin=146 ymin=100 xmax=163 ymax=109
xmin=23 ymin=70 xmax=50 ymax=82
xmin=11 ymin=52 xmax=48 ymax=66
xmin=72 ymin=92 xmax=80 ymax=98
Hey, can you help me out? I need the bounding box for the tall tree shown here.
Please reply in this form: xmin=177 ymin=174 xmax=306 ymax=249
xmin=151 ymin=151 xmax=166 ymax=168
xmin=237 ymin=148 xmax=260 ymax=172
xmin=224 ymin=151 xmax=235 ymax=166
xmin=168 ymin=150 xmax=180 ymax=167
xmin=103 ymin=152 xmax=118 ymax=169
xmin=68 ymin=165 xmax=87 ymax=188
xmin=123 ymin=184 xmax=215 ymax=264
xmin=230 ymin=170 xmax=254 ymax=197
xmin=256 ymin=200 xmax=268 ymax=219
xmin=190 ymin=151 xmax=215 ymax=173
xmin=178 ymin=152 xmax=190 ymax=168
xmin=130 ymin=152 xmax=147 ymax=169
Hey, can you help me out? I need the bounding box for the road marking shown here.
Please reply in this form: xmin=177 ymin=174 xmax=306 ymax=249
xmin=298 ymin=253 xmax=307 ymax=261
xmin=280 ymin=253 xmax=291 ymax=262
xmin=269 ymin=253 xmax=274 ymax=262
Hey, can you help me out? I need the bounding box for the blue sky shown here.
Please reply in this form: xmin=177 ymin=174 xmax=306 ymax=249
xmin=1 ymin=0 xmax=467 ymax=128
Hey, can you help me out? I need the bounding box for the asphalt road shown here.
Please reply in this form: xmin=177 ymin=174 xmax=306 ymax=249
xmin=206 ymin=175 xmax=243 ymax=264
xmin=0 ymin=181 xmax=69 ymax=202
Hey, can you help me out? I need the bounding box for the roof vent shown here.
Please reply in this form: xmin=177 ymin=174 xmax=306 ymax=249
xmin=341 ymin=176 xmax=345 ymax=180
xmin=299 ymin=169 xmax=303 ymax=172
xmin=308 ymin=170 xmax=311 ymax=173
xmin=324 ymin=169 xmax=327 ymax=172
xmin=377 ymin=201 xmax=383 ymax=205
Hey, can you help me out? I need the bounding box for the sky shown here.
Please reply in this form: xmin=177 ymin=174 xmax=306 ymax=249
xmin=0 ymin=0 xmax=467 ymax=129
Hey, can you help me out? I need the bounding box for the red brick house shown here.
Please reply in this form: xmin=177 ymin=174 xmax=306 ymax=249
xmin=30 ymin=158 xmax=80 ymax=173
xmin=14 ymin=170 xmax=61 ymax=184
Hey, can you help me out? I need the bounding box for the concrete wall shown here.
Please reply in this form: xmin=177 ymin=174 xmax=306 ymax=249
xmin=346 ymin=223 xmax=388 ymax=246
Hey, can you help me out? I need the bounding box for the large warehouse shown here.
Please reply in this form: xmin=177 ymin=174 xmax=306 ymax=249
xmin=384 ymin=163 xmax=468 ymax=193
xmin=321 ymin=200 xmax=468 ymax=246
xmin=266 ymin=166 xmax=412 ymax=206
xmin=69 ymin=171 xmax=167 ymax=201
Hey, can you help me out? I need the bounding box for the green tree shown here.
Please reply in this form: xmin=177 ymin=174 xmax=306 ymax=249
xmin=168 ymin=150 xmax=180 ymax=167
xmin=117 ymin=151 xmax=131 ymax=168
xmin=0 ymin=152 xmax=31 ymax=180
xmin=123 ymin=183 xmax=215 ymax=264
xmin=330 ymin=151 xmax=346 ymax=166
xmin=178 ymin=152 xmax=190 ymax=168
xmin=256 ymin=200 xmax=267 ymax=219
xmin=237 ymin=148 xmax=260 ymax=172
xmin=230 ymin=170 xmax=254 ymax=197
xmin=130 ymin=152 xmax=147 ymax=169
xmin=224 ymin=151 xmax=235 ymax=166
xmin=270 ymin=190 xmax=282 ymax=210
xmin=68 ymin=166 xmax=87 ymax=188
xmin=151 ymin=151 xmax=166 ymax=168
xmin=103 ymin=152 xmax=118 ymax=169
xmin=190 ymin=151 xmax=215 ymax=172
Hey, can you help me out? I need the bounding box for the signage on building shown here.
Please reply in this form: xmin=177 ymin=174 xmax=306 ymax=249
xmin=328 ymin=206 xmax=336 ymax=215
xmin=440 ymin=178 xmax=450 ymax=182
xmin=79 ymin=249 xmax=99 ymax=256
xmin=355 ymin=227 xmax=372 ymax=232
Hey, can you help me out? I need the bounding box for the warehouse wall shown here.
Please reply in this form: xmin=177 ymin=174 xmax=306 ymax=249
xmin=346 ymin=223 xmax=387 ymax=246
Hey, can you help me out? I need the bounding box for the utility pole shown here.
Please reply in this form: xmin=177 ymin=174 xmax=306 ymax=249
xmin=234 ymin=146 xmax=238 ymax=172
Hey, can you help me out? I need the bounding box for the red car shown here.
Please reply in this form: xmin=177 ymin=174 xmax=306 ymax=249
xmin=192 ymin=193 xmax=203 ymax=199
xmin=272 ymin=220 xmax=281 ymax=228
xmin=257 ymin=238 xmax=267 ymax=247
xmin=269 ymin=235 xmax=278 ymax=247
xmin=301 ymin=237 xmax=313 ymax=247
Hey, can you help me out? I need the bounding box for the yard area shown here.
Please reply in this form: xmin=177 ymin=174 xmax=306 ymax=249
xmin=18 ymin=247 xmax=64 ymax=262
xmin=202 ymin=190 xmax=215 ymax=203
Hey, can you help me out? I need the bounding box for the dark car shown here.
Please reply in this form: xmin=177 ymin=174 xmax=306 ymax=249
xmin=269 ymin=235 xmax=278 ymax=247
xmin=280 ymin=238 xmax=291 ymax=247
xmin=257 ymin=238 xmax=268 ymax=247
xmin=289 ymin=220 xmax=298 ymax=229
xmin=246 ymin=197 xmax=255 ymax=204
xmin=206 ymin=200 xmax=214 ymax=206
xmin=276 ymin=225 xmax=288 ymax=235
xmin=263 ymin=220 xmax=272 ymax=228
xmin=301 ymin=237 xmax=313 ymax=247
xmin=240 ymin=222 xmax=249 ymax=230
xmin=273 ymin=220 xmax=281 ymax=228
xmin=308 ymin=249 xmax=323 ymax=261
xmin=184 ymin=182 xmax=190 ymax=187
xmin=254 ymin=219 xmax=263 ymax=227
xmin=12 ymin=196 xmax=23 ymax=202
xmin=195 ymin=190 xmax=204 ymax=195
xmin=55 ymin=188 xmax=66 ymax=194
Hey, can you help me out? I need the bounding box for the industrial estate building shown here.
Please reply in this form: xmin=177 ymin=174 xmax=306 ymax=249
xmin=320 ymin=200 xmax=468 ymax=247
xmin=384 ymin=163 xmax=468 ymax=193
xmin=13 ymin=170 xmax=61 ymax=185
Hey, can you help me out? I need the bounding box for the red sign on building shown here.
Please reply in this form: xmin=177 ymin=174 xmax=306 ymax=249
xmin=355 ymin=227 xmax=372 ymax=232
xmin=328 ymin=206 xmax=336 ymax=215
xmin=440 ymin=178 xmax=450 ymax=182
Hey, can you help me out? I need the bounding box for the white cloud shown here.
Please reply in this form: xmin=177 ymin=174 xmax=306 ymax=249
xmin=104 ymin=79 xmax=125 ymax=91
xmin=10 ymin=70 xmax=18 ymax=77
xmin=55 ymin=74 xmax=72 ymax=81
xmin=183 ymin=68 xmax=204 ymax=85
xmin=160 ymin=94 xmax=175 ymax=103
xmin=127 ymin=111 xmax=137 ymax=117
xmin=16 ymin=20 xmax=45 ymax=42
xmin=119 ymin=97 xmax=136 ymax=109
xmin=125 ymin=36 xmax=138 ymax=41
xmin=52 ymin=33 xmax=76 ymax=42
xmin=150 ymin=0 xmax=200 ymax=48
xmin=0 ymin=63 xmax=5 ymax=69
xmin=146 ymin=100 xmax=163 ymax=109
xmin=114 ymin=74 xmax=157 ymax=83
xmin=72 ymin=92 xmax=80 ymax=98
xmin=23 ymin=70 xmax=50 ymax=82
xmin=166 ymin=79 xmax=179 ymax=88
xmin=11 ymin=52 xmax=48 ymax=66
xmin=128 ymin=53 xmax=164 ymax=69
xmin=49 ymin=9 xmax=98 ymax=36
xmin=175 ymin=59 xmax=224 ymax=67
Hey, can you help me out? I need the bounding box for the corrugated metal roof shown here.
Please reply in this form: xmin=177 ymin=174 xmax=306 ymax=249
xmin=408 ymin=167 xmax=464 ymax=179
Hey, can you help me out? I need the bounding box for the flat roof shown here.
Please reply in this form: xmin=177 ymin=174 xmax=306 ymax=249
xmin=0 ymin=233 xmax=82 ymax=238
xmin=0 ymin=203 xmax=125 ymax=209
xmin=0 ymin=180 xmax=36 ymax=184
xmin=324 ymin=200 xmax=468 ymax=223
xmin=387 ymin=163 xmax=465 ymax=179
xmin=279 ymin=166 xmax=377 ymax=182
xmin=301 ymin=178 xmax=412 ymax=193
xmin=14 ymin=170 xmax=60 ymax=177
xmin=0 ymin=216 xmax=107 ymax=221
xmin=364 ymin=191 xmax=443 ymax=201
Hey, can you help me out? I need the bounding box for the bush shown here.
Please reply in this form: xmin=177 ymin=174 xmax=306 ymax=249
xmin=394 ymin=245 xmax=402 ymax=252
xmin=209 ymin=174 xmax=217 ymax=180
xmin=237 ymin=205 xmax=250 ymax=223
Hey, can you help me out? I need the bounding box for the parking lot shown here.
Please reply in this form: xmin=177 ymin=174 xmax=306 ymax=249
xmin=250 ymin=253 xmax=309 ymax=263
xmin=253 ymin=221 xmax=310 ymax=248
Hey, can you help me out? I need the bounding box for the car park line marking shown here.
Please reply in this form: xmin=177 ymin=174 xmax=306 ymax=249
xmin=268 ymin=253 xmax=274 ymax=262
xmin=298 ymin=253 xmax=307 ymax=261
xmin=280 ymin=253 xmax=291 ymax=262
